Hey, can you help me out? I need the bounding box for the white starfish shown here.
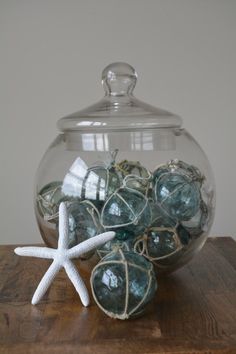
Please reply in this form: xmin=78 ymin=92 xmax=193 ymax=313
xmin=14 ymin=202 xmax=115 ymax=307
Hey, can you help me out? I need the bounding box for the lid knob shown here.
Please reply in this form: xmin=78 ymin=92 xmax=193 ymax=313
xmin=102 ymin=62 xmax=137 ymax=96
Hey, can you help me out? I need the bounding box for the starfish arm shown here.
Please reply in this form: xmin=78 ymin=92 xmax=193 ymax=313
xmin=58 ymin=202 xmax=69 ymax=250
xmin=14 ymin=247 xmax=56 ymax=259
xmin=31 ymin=260 xmax=61 ymax=305
xmin=64 ymin=260 xmax=90 ymax=307
xmin=68 ymin=231 xmax=115 ymax=259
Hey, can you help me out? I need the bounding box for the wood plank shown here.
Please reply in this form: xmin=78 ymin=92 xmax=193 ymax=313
xmin=0 ymin=238 xmax=236 ymax=353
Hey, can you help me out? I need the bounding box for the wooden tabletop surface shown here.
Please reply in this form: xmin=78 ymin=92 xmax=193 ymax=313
xmin=0 ymin=237 xmax=236 ymax=354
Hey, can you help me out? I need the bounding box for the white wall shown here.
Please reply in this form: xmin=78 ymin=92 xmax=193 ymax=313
xmin=0 ymin=0 xmax=235 ymax=244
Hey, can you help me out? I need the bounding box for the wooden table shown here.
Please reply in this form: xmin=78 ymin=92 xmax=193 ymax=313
xmin=0 ymin=237 xmax=236 ymax=354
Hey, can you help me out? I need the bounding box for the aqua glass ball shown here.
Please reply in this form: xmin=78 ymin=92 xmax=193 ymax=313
xmin=82 ymin=165 xmax=120 ymax=205
xmin=154 ymin=163 xmax=201 ymax=221
xmin=135 ymin=228 xmax=181 ymax=260
xmin=101 ymin=187 xmax=151 ymax=240
xmin=36 ymin=181 xmax=68 ymax=223
xmin=116 ymin=160 xmax=151 ymax=194
xmin=62 ymin=158 xmax=121 ymax=209
xmin=91 ymin=249 xmax=157 ymax=319
xmin=66 ymin=200 xmax=102 ymax=257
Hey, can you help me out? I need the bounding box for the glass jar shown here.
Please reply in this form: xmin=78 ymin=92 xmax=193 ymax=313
xmin=34 ymin=62 xmax=215 ymax=273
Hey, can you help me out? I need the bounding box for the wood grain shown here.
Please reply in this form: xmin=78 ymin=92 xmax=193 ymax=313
xmin=0 ymin=237 xmax=236 ymax=354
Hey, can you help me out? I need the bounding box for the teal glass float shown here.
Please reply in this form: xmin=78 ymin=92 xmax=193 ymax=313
xmin=67 ymin=200 xmax=102 ymax=258
xmin=154 ymin=160 xmax=202 ymax=221
xmin=134 ymin=224 xmax=191 ymax=271
xmin=134 ymin=227 xmax=182 ymax=262
xmin=37 ymin=181 xmax=66 ymax=223
xmin=90 ymin=249 xmax=157 ymax=319
xmin=62 ymin=157 xmax=120 ymax=209
xmin=101 ymin=187 xmax=151 ymax=240
xmin=116 ymin=160 xmax=151 ymax=195
xmin=35 ymin=62 xmax=215 ymax=272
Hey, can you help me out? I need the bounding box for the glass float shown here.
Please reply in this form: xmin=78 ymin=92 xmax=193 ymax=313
xmin=67 ymin=200 xmax=101 ymax=258
xmin=90 ymin=249 xmax=157 ymax=319
xmin=35 ymin=62 xmax=215 ymax=272
xmin=101 ymin=187 xmax=151 ymax=240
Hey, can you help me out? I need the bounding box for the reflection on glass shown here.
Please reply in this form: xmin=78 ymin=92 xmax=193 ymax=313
xmin=62 ymin=157 xmax=88 ymax=197
xmin=82 ymin=133 xmax=109 ymax=151
xmin=131 ymin=131 xmax=154 ymax=151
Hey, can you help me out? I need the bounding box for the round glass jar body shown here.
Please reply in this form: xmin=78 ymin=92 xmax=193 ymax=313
xmin=35 ymin=128 xmax=215 ymax=272
xmin=34 ymin=63 xmax=215 ymax=273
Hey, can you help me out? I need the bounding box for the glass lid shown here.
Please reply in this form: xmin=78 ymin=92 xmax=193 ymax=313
xmin=57 ymin=62 xmax=182 ymax=132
